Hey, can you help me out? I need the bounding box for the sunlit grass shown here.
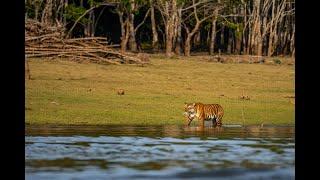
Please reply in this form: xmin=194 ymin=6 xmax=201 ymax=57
xmin=25 ymin=56 xmax=294 ymax=126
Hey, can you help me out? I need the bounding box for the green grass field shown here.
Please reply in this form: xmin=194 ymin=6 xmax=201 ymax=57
xmin=25 ymin=55 xmax=295 ymax=126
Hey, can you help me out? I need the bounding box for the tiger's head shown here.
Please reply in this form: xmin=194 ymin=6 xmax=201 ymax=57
xmin=184 ymin=102 xmax=197 ymax=120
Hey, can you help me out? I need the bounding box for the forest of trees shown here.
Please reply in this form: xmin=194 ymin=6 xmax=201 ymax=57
xmin=25 ymin=0 xmax=295 ymax=58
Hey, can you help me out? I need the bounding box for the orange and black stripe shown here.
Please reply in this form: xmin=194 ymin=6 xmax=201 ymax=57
xmin=185 ymin=102 xmax=224 ymax=127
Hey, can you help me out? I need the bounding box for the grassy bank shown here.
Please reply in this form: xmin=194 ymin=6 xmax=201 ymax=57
xmin=25 ymin=55 xmax=295 ymax=126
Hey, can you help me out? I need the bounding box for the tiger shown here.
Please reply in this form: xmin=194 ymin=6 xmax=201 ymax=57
xmin=184 ymin=102 xmax=224 ymax=127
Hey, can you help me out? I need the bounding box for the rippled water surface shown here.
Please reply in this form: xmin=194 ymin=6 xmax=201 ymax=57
xmin=26 ymin=125 xmax=294 ymax=180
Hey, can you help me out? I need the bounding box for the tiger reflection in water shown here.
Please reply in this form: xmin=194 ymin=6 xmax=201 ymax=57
xmin=184 ymin=102 xmax=224 ymax=127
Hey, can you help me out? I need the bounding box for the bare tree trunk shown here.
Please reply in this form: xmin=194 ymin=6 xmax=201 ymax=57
xmin=227 ymin=30 xmax=233 ymax=54
xmin=90 ymin=11 xmax=96 ymax=37
xmin=118 ymin=11 xmax=130 ymax=53
xmin=173 ymin=14 xmax=178 ymax=53
xmin=282 ymin=29 xmax=289 ymax=55
xmin=79 ymin=0 xmax=90 ymax=37
xmin=63 ymin=0 xmax=68 ymax=27
xmin=291 ymin=46 xmax=295 ymax=59
xmin=184 ymin=35 xmax=192 ymax=56
xmin=235 ymin=7 xmax=241 ymax=54
xmin=174 ymin=8 xmax=182 ymax=55
xmin=242 ymin=2 xmax=248 ymax=54
xmin=209 ymin=15 xmax=217 ymax=55
xmin=184 ymin=22 xmax=201 ymax=56
xmin=206 ymin=30 xmax=210 ymax=45
xmin=221 ymin=26 xmax=225 ymax=52
xmin=236 ymin=30 xmax=242 ymax=54
xmin=86 ymin=11 xmax=93 ymax=37
xmin=33 ymin=0 xmax=42 ymax=21
xmin=290 ymin=24 xmax=295 ymax=58
xmin=57 ymin=0 xmax=64 ymax=23
xmin=82 ymin=5 xmax=95 ymax=37
xmin=251 ymin=0 xmax=262 ymax=56
xmin=246 ymin=13 xmax=251 ymax=55
xmin=247 ymin=0 xmax=256 ymax=55
xmin=35 ymin=7 xmax=39 ymax=21
xmin=87 ymin=11 xmax=95 ymax=37
xmin=41 ymin=0 xmax=53 ymax=24
xmin=194 ymin=31 xmax=201 ymax=47
xmin=157 ymin=25 xmax=166 ymax=49
xmin=267 ymin=0 xmax=275 ymax=56
xmin=82 ymin=2 xmax=95 ymax=37
xmin=119 ymin=13 xmax=126 ymax=52
xmin=150 ymin=0 xmax=159 ymax=51
xmin=252 ymin=0 xmax=258 ymax=55
xmin=128 ymin=12 xmax=137 ymax=51
xmin=122 ymin=21 xmax=130 ymax=53
xmin=128 ymin=0 xmax=137 ymax=51
xmin=165 ymin=23 xmax=174 ymax=57
xmin=290 ymin=3 xmax=295 ymax=58
xmin=164 ymin=0 xmax=177 ymax=57
xmin=25 ymin=0 xmax=29 ymax=19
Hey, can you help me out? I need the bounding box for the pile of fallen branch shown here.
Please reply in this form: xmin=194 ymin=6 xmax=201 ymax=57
xmin=25 ymin=19 xmax=65 ymax=38
xmin=25 ymin=19 xmax=148 ymax=65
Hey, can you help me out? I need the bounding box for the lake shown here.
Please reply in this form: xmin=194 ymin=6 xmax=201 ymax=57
xmin=25 ymin=125 xmax=294 ymax=180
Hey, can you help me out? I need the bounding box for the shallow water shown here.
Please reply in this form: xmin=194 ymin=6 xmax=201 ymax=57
xmin=25 ymin=125 xmax=294 ymax=180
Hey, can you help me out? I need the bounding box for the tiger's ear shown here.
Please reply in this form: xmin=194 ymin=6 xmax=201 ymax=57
xmin=192 ymin=103 xmax=195 ymax=106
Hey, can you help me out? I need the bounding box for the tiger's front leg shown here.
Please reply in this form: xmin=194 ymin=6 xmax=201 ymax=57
xmin=200 ymin=117 xmax=205 ymax=128
xmin=216 ymin=118 xmax=222 ymax=127
xmin=212 ymin=119 xmax=217 ymax=127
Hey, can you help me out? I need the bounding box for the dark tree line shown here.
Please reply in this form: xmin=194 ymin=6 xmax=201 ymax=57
xmin=25 ymin=0 xmax=295 ymax=57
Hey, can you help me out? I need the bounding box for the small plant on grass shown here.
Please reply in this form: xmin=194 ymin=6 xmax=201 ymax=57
xmin=273 ymin=58 xmax=282 ymax=64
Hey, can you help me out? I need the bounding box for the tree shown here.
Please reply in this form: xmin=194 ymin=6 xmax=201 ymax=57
xmin=150 ymin=0 xmax=159 ymax=51
xmin=155 ymin=0 xmax=178 ymax=57
xmin=182 ymin=0 xmax=221 ymax=56
xmin=113 ymin=0 xmax=150 ymax=52
xmin=209 ymin=6 xmax=219 ymax=55
xmin=25 ymin=0 xmax=295 ymax=57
